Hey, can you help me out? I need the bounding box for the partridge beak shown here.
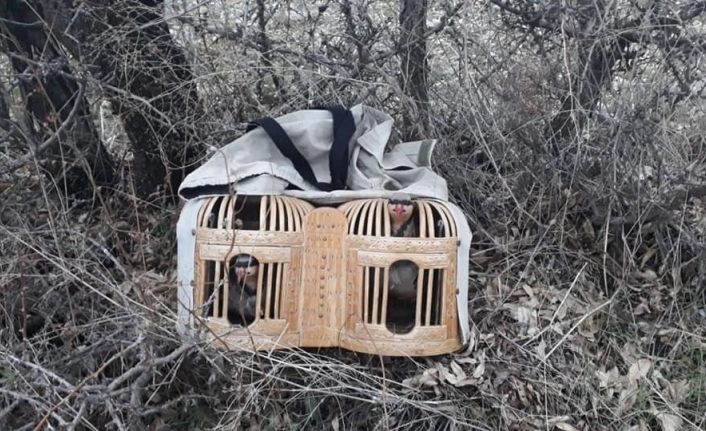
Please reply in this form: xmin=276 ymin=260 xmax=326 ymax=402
xmin=235 ymin=268 xmax=245 ymax=283
xmin=394 ymin=205 xmax=404 ymax=217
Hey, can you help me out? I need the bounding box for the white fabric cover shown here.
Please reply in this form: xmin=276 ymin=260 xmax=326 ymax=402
xmin=178 ymin=105 xmax=448 ymax=202
xmin=176 ymin=104 xmax=471 ymax=344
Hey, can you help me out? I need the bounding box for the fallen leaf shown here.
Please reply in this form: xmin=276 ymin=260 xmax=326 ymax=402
xmin=654 ymin=412 xmax=683 ymax=431
xmin=596 ymin=367 xmax=621 ymax=389
xmin=627 ymin=359 xmax=652 ymax=384
xmin=472 ymin=352 xmax=486 ymax=379
xmin=535 ymin=339 xmax=546 ymax=359
xmin=450 ymin=361 xmax=468 ymax=381
xmin=555 ymin=422 xmax=580 ymax=431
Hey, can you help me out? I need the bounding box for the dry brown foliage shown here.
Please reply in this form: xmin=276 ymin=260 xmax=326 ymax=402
xmin=1 ymin=0 xmax=705 ymax=430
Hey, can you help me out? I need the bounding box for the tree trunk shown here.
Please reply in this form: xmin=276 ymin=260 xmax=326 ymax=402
xmin=42 ymin=0 xmax=206 ymax=198
xmin=546 ymin=0 xmax=626 ymax=143
xmin=0 ymin=79 xmax=9 ymax=123
xmin=398 ymin=0 xmax=429 ymax=141
xmin=0 ymin=0 xmax=115 ymax=195
xmin=548 ymin=39 xmax=625 ymax=141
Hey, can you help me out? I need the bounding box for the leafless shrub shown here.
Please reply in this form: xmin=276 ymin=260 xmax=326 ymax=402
xmin=1 ymin=0 xmax=705 ymax=429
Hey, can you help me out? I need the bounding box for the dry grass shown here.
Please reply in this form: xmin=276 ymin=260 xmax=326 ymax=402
xmin=2 ymin=0 xmax=706 ymax=429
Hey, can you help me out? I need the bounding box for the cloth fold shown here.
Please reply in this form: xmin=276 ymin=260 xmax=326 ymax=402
xmin=178 ymin=104 xmax=448 ymax=202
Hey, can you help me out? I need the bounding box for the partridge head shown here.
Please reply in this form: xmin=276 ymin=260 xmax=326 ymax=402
xmin=388 ymin=199 xmax=417 ymax=237
xmin=230 ymin=254 xmax=259 ymax=294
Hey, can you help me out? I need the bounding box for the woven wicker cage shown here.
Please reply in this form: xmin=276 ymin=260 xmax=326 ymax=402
xmin=193 ymin=194 xmax=313 ymax=350
xmin=190 ymin=195 xmax=463 ymax=356
xmin=337 ymin=199 xmax=461 ymax=355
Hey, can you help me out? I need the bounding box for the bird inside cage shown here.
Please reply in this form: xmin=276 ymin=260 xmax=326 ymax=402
xmin=232 ymin=217 xmax=260 ymax=230
xmin=227 ymin=254 xmax=261 ymax=325
xmin=385 ymin=198 xmax=420 ymax=332
xmin=386 ymin=259 xmax=418 ymax=333
xmin=387 ymin=198 xmax=418 ymax=237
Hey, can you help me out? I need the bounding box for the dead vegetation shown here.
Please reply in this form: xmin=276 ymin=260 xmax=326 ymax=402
xmin=1 ymin=0 xmax=706 ymax=430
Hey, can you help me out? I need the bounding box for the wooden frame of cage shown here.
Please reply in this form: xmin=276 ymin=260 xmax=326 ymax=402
xmin=190 ymin=195 xmax=462 ymax=356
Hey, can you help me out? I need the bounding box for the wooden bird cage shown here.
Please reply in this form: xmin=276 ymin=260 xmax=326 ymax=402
xmin=188 ymin=195 xmax=464 ymax=356
xmin=193 ymin=194 xmax=313 ymax=350
xmin=337 ymin=199 xmax=461 ymax=356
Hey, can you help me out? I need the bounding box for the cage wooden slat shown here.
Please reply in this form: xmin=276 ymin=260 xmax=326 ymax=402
xmin=443 ymin=204 xmax=458 ymax=237
xmin=346 ymin=201 xmax=363 ymax=234
xmin=372 ymin=200 xmax=382 ymax=236
xmin=199 ymin=245 xmax=291 ymax=262
xmin=423 ymin=202 xmax=435 ymax=239
xmin=339 ymin=201 xmax=353 ymax=218
xmin=417 ymin=201 xmax=428 ymax=238
xmin=425 ymin=268 xmax=434 ymax=326
xmin=356 ymin=200 xmax=371 ymax=235
xmin=434 ymin=269 xmax=443 ymax=325
xmin=255 ymin=262 xmax=265 ymax=321
xmin=383 ymin=200 xmax=391 ymax=236
xmin=196 ymin=196 xmax=210 ymax=227
xmin=225 ymin=196 xmax=235 ymax=229
xmin=357 ymin=250 xmax=451 ymax=268
xmin=201 ymin=197 xmax=219 ymax=227
xmin=222 ymin=259 xmax=230 ymax=320
xmin=213 ymin=261 xmax=221 ymax=318
xmin=372 ymin=266 xmax=381 ymax=324
xmin=345 ymin=236 xmax=456 ymax=254
xmin=362 ymin=200 xmax=376 ymax=235
xmin=350 ymin=201 xmax=365 ymax=232
xmin=265 ymin=262 xmax=274 ymax=319
xmin=268 ymin=196 xmax=278 ymax=231
xmin=287 ymin=198 xmax=302 ymax=231
xmin=284 ymin=198 xmax=294 ymax=231
xmin=291 ymin=201 xmax=302 ymax=231
xmin=274 ymin=262 xmax=284 ymax=319
xmin=350 ymin=200 xmax=369 ymax=234
xmin=414 ymin=269 xmax=424 ymax=326
xmin=259 ymin=196 xmax=268 ymax=231
xmin=427 ymin=202 xmax=445 ymax=236
xmin=428 ymin=201 xmax=455 ymax=237
xmin=217 ymin=196 xmax=230 ymax=230
xmin=276 ymin=197 xmax=286 ymax=231
xmin=361 ymin=266 xmax=369 ymax=322
xmin=232 ymin=195 xmax=248 ymax=229
xmin=381 ymin=267 xmax=390 ymax=324
xmin=364 ymin=200 xmax=377 ymax=236
xmin=338 ymin=201 xmax=357 ymax=219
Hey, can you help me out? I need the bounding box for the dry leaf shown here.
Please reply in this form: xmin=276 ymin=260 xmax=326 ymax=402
xmin=627 ymin=359 xmax=652 ymax=384
xmin=654 ymin=412 xmax=683 ymax=431
xmin=596 ymin=367 xmax=621 ymax=389
xmin=637 ymin=269 xmax=658 ymax=281
xmin=505 ymin=304 xmax=538 ymax=334
xmin=670 ymin=380 xmax=691 ymax=404
xmin=535 ymin=339 xmax=547 ymax=359
xmin=403 ymin=368 xmax=439 ymax=388
xmin=472 ymin=352 xmax=486 ymax=379
xmin=555 ymin=422 xmax=580 ymax=431
xmin=450 ymin=361 xmax=467 ymax=381
xmin=640 ymin=248 xmax=656 ymax=268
